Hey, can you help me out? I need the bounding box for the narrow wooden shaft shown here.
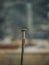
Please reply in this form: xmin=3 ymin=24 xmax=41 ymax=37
xmin=20 ymin=30 xmax=26 ymax=65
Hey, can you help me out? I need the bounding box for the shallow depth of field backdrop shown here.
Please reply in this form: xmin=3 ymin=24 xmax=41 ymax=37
xmin=0 ymin=0 xmax=49 ymax=65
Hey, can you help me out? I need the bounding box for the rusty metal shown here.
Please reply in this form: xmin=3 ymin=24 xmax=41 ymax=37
xmin=20 ymin=29 xmax=26 ymax=65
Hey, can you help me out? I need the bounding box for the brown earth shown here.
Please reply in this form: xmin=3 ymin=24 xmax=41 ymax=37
xmin=0 ymin=49 xmax=48 ymax=65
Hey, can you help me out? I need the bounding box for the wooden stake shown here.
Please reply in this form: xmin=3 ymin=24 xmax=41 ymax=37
xmin=20 ymin=29 xmax=26 ymax=65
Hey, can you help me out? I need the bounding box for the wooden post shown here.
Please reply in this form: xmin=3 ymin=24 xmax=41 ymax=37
xmin=20 ymin=29 xmax=26 ymax=65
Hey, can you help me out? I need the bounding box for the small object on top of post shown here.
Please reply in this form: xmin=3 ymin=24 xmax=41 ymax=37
xmin=20 ymin=29 xmax=27 ymax=65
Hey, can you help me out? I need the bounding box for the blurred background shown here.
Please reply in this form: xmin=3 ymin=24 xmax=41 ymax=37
xmin=0 ymin=0 xmax=49 ymax=40
xmin=0 ymin=0 xmax=49 ymax=65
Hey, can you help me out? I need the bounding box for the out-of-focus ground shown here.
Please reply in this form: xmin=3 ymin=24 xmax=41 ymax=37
xmin=0 ymin=47 xmax=49 ymax=65
xmin=0 ymin=38 xmax=49 ymax=65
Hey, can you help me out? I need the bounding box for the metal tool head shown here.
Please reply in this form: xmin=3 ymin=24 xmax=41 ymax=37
xmin=21 ymin=29 xmax=27 ymax=31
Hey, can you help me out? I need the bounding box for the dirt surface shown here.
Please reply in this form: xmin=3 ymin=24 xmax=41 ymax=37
xmin=0 ymin=48 xmax=49 ymax=65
